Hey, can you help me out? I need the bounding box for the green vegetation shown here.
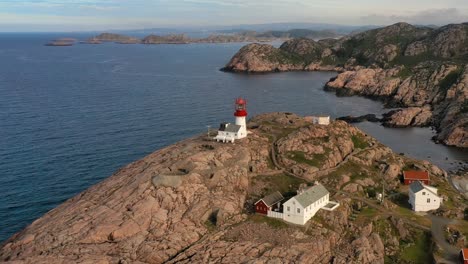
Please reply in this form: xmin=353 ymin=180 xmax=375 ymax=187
xmin=266 ymin=50 xmax=305 ymax=65
xmin=400 ymin=232 xmax=432 ymax=264
xmin=439 ymin=68 xmax=463 ymax=91
xmin=461 ymin=101 xmax=468 ymax=113
xmin=249 ymin=214 xmax=288 ymax=229
xmin=287 ymin=151 xmax=328 ymax=167
xmin=255 ymin=173 xmax=306 ymax=197
xmin=391 ymin=52 xmax=437 ymax=67
xmin=204 ymin=219 xmax=216 ymax=231
xmin=396 ymin=67 xmax=413 ymax=79
xmin=352 ymin=134 xmax=369 ymax=149
xmin=365 ymin=187 xmax=377 ymax=198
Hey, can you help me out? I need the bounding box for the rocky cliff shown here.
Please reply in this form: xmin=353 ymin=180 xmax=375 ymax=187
xmin=223 ymin=22 xmax=468 ymax=148
xmin=2 ymin=113 xmax=465 ymax=263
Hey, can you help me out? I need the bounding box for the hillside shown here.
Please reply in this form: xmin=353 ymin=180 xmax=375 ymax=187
xmin=1 ymin=113 xmax=466 ymax=263
xmin=222 ymin=22 xmax=468 ymax=148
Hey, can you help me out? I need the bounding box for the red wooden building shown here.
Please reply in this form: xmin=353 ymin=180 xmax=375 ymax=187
xmin=403 ymin=170 xmax=430 ymax=185
xmin=461 ymin=248 xmax=468 ymax=264
xmin=255 ymin=191 xmax=284 ymax=215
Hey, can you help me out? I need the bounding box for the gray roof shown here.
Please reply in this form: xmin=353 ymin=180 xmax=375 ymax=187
xmin=219 ymin=123 xmax=241 ymax=133
xmin=295 ymin=185 xmax=329 ymax=207
xmin=409 ymin=181 xmax=425 ymax=193
xmin=409 ymin=181 xmax=437 ymax=196
xmin=256 ymin=191 xmax=284 ymax=207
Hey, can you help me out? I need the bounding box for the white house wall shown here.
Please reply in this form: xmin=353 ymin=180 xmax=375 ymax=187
xmin=282 ymin=194 xmax=329 ymax=225
xmin=409 ymin=190 xmax=441 ymax=212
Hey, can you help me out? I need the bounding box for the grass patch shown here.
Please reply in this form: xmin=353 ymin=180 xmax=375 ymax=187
xmin=204 ymin=219 xmax=216 ymax=231
xmin=255 ymin=173 xmax=306 ymax=197
xmin=287 ymin=151 xmax=328 ymax=168
xmin=400 ymin=231 xmax=432 ymax=264
xmin=439 ymin=68 xmax=463 ymax=91
xmin=352 ymin=135 xmax=369 ymax=149
xmin=396 ymin=67 xmax=413 ymax=79
xmin=249 ymin=214 xmax=288 ymax=229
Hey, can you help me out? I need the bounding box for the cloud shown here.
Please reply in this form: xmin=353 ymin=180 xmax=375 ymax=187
xmin=361 ymin=8 xmax=468 ymax=25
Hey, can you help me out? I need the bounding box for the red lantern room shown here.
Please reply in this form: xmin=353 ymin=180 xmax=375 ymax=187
xmin=234 ymin=97 xmax=248 ymax=117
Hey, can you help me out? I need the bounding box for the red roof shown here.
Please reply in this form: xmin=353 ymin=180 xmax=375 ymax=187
xmin=463 ymin=248 xmax=468 ymax=260
xmin=403 ymin=170 xmax=429 ymax=180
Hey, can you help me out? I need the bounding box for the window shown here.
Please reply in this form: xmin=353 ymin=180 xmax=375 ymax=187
xmin=287 ymin=206 xmax=290 ymax=212
xmin=422 ymin=192 xmax=426 ymax=195
xmin=297 ymin=208 xmax=300 ymax=213
xmin=427 ymin=198 xmax=430 ymax=203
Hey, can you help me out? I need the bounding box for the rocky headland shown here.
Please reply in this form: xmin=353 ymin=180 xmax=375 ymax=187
xmin=223 ymin=22 xmax=468 ymax=148
xmin=1 ymin=113 xmax=466 ymax=263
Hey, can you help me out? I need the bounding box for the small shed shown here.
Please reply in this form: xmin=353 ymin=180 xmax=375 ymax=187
xmin=403 ymin=170 xmax=430 ymax=185
xmin=255 ymin=191 xmax=284 ymax=215
xmin=311 ymin=115 xmax=330 ymax=125
xmin=461 ymin=248 xmax=468 ymax=264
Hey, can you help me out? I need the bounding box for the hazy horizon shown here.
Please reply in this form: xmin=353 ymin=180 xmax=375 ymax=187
xmin=0 ymin=0 xmax=468 ymax=32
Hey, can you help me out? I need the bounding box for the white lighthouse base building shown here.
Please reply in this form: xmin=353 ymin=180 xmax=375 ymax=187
xmin=214 ymin=123 xmax=245 ymax=143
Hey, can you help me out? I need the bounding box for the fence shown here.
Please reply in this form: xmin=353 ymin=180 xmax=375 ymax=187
xmin=267 ymin=210 xmax=284 ymax=219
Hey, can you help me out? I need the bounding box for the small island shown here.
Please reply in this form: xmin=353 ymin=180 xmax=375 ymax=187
xmin=45 ymin=38 xmax=77 ymax=46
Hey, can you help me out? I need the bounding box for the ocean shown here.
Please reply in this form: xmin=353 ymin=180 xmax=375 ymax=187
xmin=0 ymin=33 xmax=466 ymax=242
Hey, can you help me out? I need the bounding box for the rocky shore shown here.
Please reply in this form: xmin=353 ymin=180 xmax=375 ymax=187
xmin=223 ymin=22 xmax=468 ymax=148
xmin=1 ymin=113 xmax=466 ymax=263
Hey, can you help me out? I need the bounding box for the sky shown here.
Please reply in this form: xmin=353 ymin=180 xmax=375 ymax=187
xmin=0 ymin=0 xmax=468 ymax=32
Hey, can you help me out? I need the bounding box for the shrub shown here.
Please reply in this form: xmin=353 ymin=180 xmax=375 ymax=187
xmin=439 ymin=68 xmax=463 ymax=91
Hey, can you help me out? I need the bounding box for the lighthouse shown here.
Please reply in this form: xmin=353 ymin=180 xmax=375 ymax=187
xmin=234 ymin=97 xmax=248 ymax=139
xmin=214 ymin=97 xmax=248 ymax=143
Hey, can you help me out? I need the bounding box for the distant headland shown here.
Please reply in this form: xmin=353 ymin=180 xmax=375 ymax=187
xmin=45 ymin=29 xmax=341 ymax=46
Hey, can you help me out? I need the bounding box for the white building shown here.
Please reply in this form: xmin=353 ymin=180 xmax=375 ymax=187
xmin=311 ymin=115 xmax=330 ymax=125
xmin=408 ymin=181 xmax=442 ymax=212
xmin=214 ymin=123 xmax=243 ymax=143
xmin=283 ymin=184 xmax=332 ymax=225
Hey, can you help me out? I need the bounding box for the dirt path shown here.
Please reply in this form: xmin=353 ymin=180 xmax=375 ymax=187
xmin=428 ymin=215 xmax=460 ymax=264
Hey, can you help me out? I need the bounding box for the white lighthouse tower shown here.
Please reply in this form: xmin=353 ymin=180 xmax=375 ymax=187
xmin=214 ymin=97 xmax=248 ymax=143
xmin=234 ymin=97 xmax=248 ymax=139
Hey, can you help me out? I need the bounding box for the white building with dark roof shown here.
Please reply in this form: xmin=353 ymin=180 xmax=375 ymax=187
xmin=408 ymin=181 xmax=441 ymax=212
xmin=214 ymin=123 xmax=243 ymax=143
xmin=282 ymin=184 xmax=338 ymax=225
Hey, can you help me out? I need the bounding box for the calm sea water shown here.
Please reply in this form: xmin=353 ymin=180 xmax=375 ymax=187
xmin=0 ymin=33 xmax=466 ymax=242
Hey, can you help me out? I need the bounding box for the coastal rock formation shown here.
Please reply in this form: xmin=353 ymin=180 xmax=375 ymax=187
xmin=1 ymin=113 xmax=463 ymax=263
xmin=221 ymin=43 xmax=305 ymax=73
xmin=223 ymin=22 xmax=468 ymax=148
xmin=382 ymin=106 xmax=433 ymax=127
xmin=326 ymin=63 xmax=467 ymax=147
